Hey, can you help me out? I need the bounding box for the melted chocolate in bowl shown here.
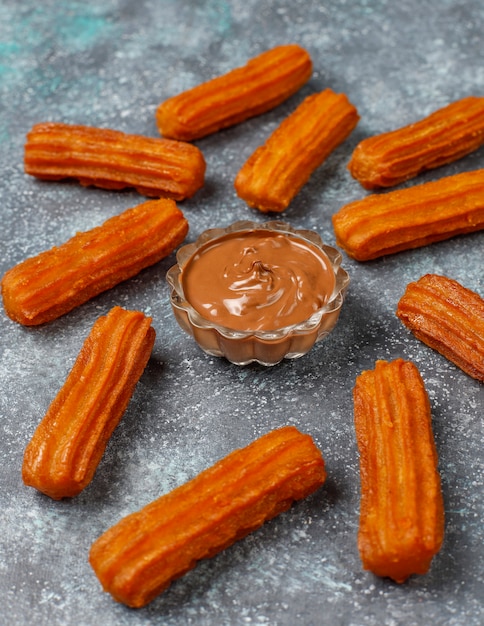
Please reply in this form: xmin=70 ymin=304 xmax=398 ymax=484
xmin=167 ymin=221 xmax=350 ymax=365
xmin=181 ymin=231 xmax=336 ymax=332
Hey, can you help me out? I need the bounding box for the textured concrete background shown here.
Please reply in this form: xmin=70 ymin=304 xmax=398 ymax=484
xmin=0 ymin=1 xmax=483 ymax=625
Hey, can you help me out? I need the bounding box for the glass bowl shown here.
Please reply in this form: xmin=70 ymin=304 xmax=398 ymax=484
xmin=166 ymin=220 xmax=350 ymax=366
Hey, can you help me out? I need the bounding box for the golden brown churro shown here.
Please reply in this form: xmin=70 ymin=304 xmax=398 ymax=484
xmin=397 ymin=274 xmax=484 ymax=381
xmin=348 ymin=96 xmax=484 ymax=189
xmin=25 ymin=122 xmax=206 ymax=199
xmin=22 ymin=306 xmax=155 ymax=500
xmin=89 ymin=425 xmax=326 ymax=607
xmin=235 ymin=88 xmax=359 ymax=212
xmin=1 ymin=198 xmax=188 ymax=325
xmin=332 ymin=169 xmax=484 ymax=260
xmin=353 ymin=358 xmax=444 ymax=583
xmin=156 ymin=44 xmax=313 ymax=141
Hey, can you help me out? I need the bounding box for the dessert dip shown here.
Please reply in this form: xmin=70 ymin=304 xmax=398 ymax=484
xmin=167 ymin=220 xmax=349 ymax=365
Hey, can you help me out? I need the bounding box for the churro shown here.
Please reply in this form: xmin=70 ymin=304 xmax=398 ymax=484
xmin=89 ymin=425 xmax=326 ymax=607
xmin=25 ymin=122 xmax=206 ymax=199
xmin=22 ymin=306 xmax=155 ymax=499
xmin=348 ymin=96 xmax=484 ymax=189
xmin=332 ymin=169 xmax=484 ymax=260
xmin=156 ymin=44 xmax=313 ymax=141
xmin=1 ymin=198 xmax=188 ymax=325
xmin=235 ymin=88 xmax=359 ymax=212
xmin=397 ymin=274 xmax=484 ymax=381
xmin=353 ymin=358 xmax=444 ymax=583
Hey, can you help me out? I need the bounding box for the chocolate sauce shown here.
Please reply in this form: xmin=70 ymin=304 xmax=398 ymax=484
xmin=181 ymin=230 xmax=336 ymax=331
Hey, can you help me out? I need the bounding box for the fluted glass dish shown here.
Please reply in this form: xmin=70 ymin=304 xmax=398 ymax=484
xmin=166 ymin=220 xmax=350 ymax=366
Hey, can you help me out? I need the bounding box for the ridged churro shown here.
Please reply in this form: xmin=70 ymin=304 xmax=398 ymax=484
xmin=89 ymin=425 xmax=326 ymax=607
xmin=22 ymin=306 xmax=155 ymax=500
xmin=1 ymin=198 xmax=188 ymax=325
xmin=235 ymin=88 xmax=359 ymax=212
xmin=332 ymin=168 xmax=484 ymax=260
xmin=353 ymin=359 xmax=444 ymax=583
xmin=25 ymin=122 xmax=206 ymax=199
xmin=156 ymin=44 xmax=313 ymax=141
xmin=348 ymin=96 xmax=484 ymax=189
xmin=397 ymin=274 xmax=484 ymax=381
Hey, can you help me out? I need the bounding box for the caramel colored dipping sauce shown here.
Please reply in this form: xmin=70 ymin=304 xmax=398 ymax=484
xmin=167 ymin=221 xmax=349 ymax=365
xmin=181 ymin=230 xmax=336 ymax=331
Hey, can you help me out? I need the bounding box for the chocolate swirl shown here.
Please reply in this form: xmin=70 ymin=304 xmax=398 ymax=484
xmin=181 ymin=230 xmax=336 ymax=332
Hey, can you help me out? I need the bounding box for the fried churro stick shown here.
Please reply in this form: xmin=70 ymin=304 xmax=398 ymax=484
xmin=24 ymin=122 xmax=206 ymax=199
xmin=1 ymin=198 xmax=188 ymax=326
xmin=348 ymin=96 xmax=484 ymax=189
xmin=234 ymin=88 xmax=359 ymax=212
xmin=22 ymin=306 xmax=155 ymax=500
xmin=353 ymin=359 xmax=444 ymax=583
xmin=397 ymin=274 xmax=484 ymax=381
xmin=156 ymin=44 xmax=313 ymax=141
xmin=89 ymin=425 xmax=326 ymax=607
xmin=332 ymin=168 xmax=484 ymax=261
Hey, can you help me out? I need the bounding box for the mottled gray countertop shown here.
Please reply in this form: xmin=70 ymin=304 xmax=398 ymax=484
xmin=0 ymin=1 xmax=483 ymax=625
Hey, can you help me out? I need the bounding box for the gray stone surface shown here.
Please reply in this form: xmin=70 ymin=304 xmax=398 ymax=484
xmin=0 ymin=1 xmax=483 ymax=624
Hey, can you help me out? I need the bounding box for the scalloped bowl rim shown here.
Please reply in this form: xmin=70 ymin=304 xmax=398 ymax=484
xmin=166 ymin=220 xmax=350 ymax=342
